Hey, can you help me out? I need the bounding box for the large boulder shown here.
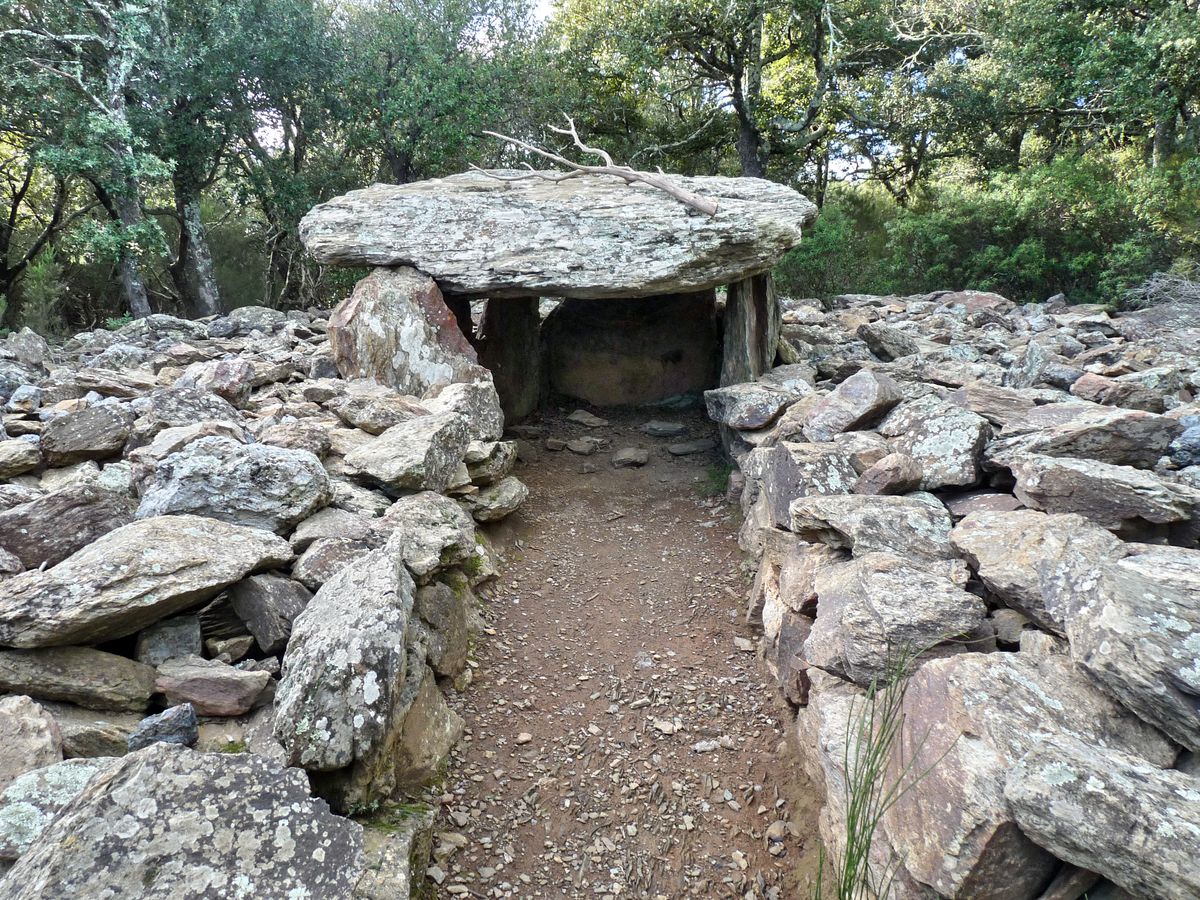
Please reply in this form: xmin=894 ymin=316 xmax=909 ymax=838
xmin=543 ymin=293 xmax=718 ymax=406
xmin=806 ymin=552 xmax=986 ymax=686
xmin=3 ymin=744 xmax=363 ymax=899
xmin=1010 ymin=454 xmax=1200 ymax=532
xmin=752 ymin=442 xmax=856 ymax=529
xmin=802 ymin=370 xmax=903 ymax=442
xmin=345 ymin=411 xmax=469 ymax=492
xmin=40 ymin=405 xmax=132 ymax=466
xmin=950 ymin=509 xmax=1124 ymax=635
xmin=0 ymin=483 xmax=134 ymax=569
xmin=300 ymin=171 xmax=817 ymax=298
xmin=228 ymin=573 xmax=312 ymax=655
xmin=136 ymin=436 xmax=331 ymax=533
xmin=986 ymin=405 xmax=1182 ymax=469
xmin=880 ymin=395 xmax=990 ymax=490
xmin=790 ymin=493 xmax=956 ymax=562
xmin=154 ymin=657 xmax=270 ymax=717
xmin=0 ymin=515 xmax=292 ymax=647
xmin=0 ymin=757 xmax=115 ymax=862
xmin=1060 ymin=544 xmax=1200 ymax=751
xmin=0 ymin=648 xmax=154 ymax=712
xmin=1005 ymin=737 xmax=1200 ymax=900
xmin=884 ymin=652 xmax=1175 ymax=899
xmin=328 ymin=266 xmax=481 ymax=395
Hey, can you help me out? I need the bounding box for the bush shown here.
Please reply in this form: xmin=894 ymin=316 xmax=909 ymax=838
xmin=17 ymin=249 xmax=68 ymax=335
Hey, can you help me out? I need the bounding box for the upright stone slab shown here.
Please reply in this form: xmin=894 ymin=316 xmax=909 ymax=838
xmin=479 ymin=297 xmax=542 ymax=421
xmin=721 ymin=274 xmax=779 ymax=386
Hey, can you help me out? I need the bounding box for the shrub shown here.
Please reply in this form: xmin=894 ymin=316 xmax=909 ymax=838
xmin=17 ymin=248 xmax=68 ymax=335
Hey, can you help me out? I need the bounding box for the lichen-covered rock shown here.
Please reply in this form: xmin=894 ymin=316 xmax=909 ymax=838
xmin=460 ymin=475 xmax=528 ymax=522
xmin=0 ymin=697 xmax=62 ymax=792
xmin=415 ymin=582 xmax=470 ymax=677
xmin=0 ymin=757 xmax=115 ymax=861
xmin=806 ymin=553 xmax=986 ymax=686
xmin=40 ymin=405 xmax=133 ymax=466
xmin=3 ymin=743 xmax=363 ymax=899
xmin=0 ymin=515 xmax=292 ymax=647
xmin=884 ymin=652 xmax=1176 ymax=899
xmin=39 ymin=704 xmax=140 ymax=759
xmin=0 ymin=483 xmax=134 ymax=572
xmin=300 ymin=171 xmax=817 ymax=298
xmin=174 ymin=358 xmax=256 ymax=406
xmin=852 ymin=451 xmax=922 ymax=495
xmin=136 ymin=436 xmax=331 ymax=533
xmin=1059 ymin=544 xmax=1200 ymax=751
xmin=274 ymin=549 xmax=416 ymax=774
xmin=1010 ymin=454 xmax=1200 ymax=532
xmin=753 ymin=442 xmax=857 ymax=529
xmin=420 ymin=378 xmax=504 ymax=442
xmin=377 ymin=491 xmax=476 ymax=578
xmin=986 ymin=405 xmax=1182 ymax=469
xmin=354 ymin=807 xmax=437 ymax=900
xmin=802 ymin=370 xmax=903 ymax=442
xmin=465 ymin=440 xmax=517 ymax=486
xmin=950 ymin=509 xmax=1124 ymax=635
xmin=344 ymin=411 xmax=469 ymax=492
xmin=880 ymin=395 xmax=990 ymax=490
xmin=328 ymin=267 xmax=481 ymax=396
xmin=1005 ymin=737 xmax=1200 ymax=900
xmin=126 ymin=387 xmax=242 ymax=448
xmin=704 ymin=381 xmax=809 ymax=431
xmin=0 ymin=648 xmax=154 ymax=712
xmin=291 ymin=537 xmax=374 ymax=591
xmin=134 ymin=615 xmax=203 ymax=667
xmin=790 ymin=493 xmax=955 ymax=561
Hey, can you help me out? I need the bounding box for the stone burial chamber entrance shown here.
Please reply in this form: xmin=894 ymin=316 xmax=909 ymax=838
xmin=300 ymin=169 xmax=817 ymax=419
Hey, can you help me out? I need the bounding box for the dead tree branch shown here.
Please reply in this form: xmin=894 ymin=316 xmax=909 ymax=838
xmin=473 ymin=115 xmax=719 ymax=217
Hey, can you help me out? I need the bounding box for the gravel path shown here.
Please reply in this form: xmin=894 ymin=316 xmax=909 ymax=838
xmin=435 ymin=408 xmax=820 ymax=899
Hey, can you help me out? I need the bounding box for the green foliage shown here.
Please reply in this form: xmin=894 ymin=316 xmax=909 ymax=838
xmin=698 ymin=462 xmax=734 ymax=498
xmin=104 ymin=314 xmax=134 ymax=331
xmin=16 ymin=248 xmax=67 ymax=335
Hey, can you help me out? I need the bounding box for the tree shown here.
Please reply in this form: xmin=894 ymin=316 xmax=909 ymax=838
xmin=0 ymin=0 xmax=170 ymax=318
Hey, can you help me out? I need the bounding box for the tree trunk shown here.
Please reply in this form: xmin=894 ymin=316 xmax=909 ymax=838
xmin=113 ymin=188 xmax=152 ymax=319
xmin=734 ymin=112 xmax=767 ymax=178
xmin=174 ymin=192 xmax=222 ymax=317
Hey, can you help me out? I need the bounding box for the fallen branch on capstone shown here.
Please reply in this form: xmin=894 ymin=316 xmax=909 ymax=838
xmin=472 ymin=115 xmax=719 ymax=217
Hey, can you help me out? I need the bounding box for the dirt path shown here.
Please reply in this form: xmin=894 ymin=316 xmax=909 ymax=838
xmin=435 ymin=407 xmax=820 ymax=899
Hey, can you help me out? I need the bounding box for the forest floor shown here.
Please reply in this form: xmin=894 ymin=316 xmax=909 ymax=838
xmin=435 ymin=405 xmax=821 ymax=899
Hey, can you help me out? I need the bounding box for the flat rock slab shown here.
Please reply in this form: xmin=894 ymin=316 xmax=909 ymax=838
xmin=300 ymin=171 xmax=817 ymax=298
xmin=4 ymin=743 xmax=363 ymax=899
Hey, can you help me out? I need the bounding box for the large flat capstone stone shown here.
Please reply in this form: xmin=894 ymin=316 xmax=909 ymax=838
xmin=299 ymin=171 xmax=817 ymax=299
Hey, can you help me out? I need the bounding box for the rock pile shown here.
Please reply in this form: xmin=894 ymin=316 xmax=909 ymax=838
xmin=0 ymin=301 xmax=526 ymax=894
xmin=713 ymin=290 xmax=1200 ymax=898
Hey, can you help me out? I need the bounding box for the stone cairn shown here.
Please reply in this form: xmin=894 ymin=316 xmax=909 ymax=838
xmin=0 ymin=170 xmax=817 ymax=897
xmin=712 ymin=290 xmax=1200 ymax=899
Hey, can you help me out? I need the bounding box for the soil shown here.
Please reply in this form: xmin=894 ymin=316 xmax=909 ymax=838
xmin=435 ymin=405 xmax=822 ymax=899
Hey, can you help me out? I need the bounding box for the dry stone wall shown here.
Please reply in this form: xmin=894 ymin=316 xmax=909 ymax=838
xmin=0 ymin=302 xmax=527 ymax=896
xmin=713 ymin=290 xmax=1200 ymax=899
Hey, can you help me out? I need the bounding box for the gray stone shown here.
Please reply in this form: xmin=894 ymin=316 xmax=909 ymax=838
xmin=134 ymin=615 xmax=203 ymax=667
xmin=415 ymin=582 xmax=469 ymax=677
xmin=1060 ymin=544 xmax=1200 ymax=751
xmin=0 ymin=757 xmax=115 ymax=861
xmin=124 ymin=419 xmax=249 ymax=469
xmin=1011 ymin=454 xmax=1200 ymax=532
xmin=806 ymin=553 xmax=986 ymax=686
xmin=376 ymin=491 xmax=476 ymax=578
xmin=465 ymin=440 xmax=518 ymax=485
xmin=327 ymin=267 xmax=481 ymax=396
xmin=291 ymin=537 xmax=374 ymax=591
xmin=0 ymin=440 xmax=40 ymax=478
xmin=611 ymin=448 xmax=649 ymax=468
xmin=1169 ymin=424 xmax=1200 ymax=467
xmin=755 ymin=442 xmax=856 ymax=529
xmin=344 ymin=411 xmax=469 ymax=492
xmin=0 ymin=483 xmax=133 ymax=570
xmin=802 ymin=370 xmax=903 ymax=442
xmin=0 ymin=649 xmax=153 ymax=712
xmin=126 ymin=387 xmax=242 ymax=448
xmin=950 ymin=509 xmax=1124 ymax=635
xmin=1005 ymin=737 xmax=1200 ymax=900
xmin=461 ymin=476 xmax=528 ymax=522
xmin=136 ymin=436 xmax=331 ymax=533
xmin=880 ymin=395 xmax=990 ymax=490
xmin=420 ymin=378 xmax=504 ymax=442
xmin=0 ymin=516 xmax=292 ymax=647
xmin=290 ymin=506 xmax=375 ymax=552
xmin=300 ymin=171 xmax=817 ymax=298
xmin=126 ymin=704 xmax=199 ymax=752
xmin=4 ymin=743 xmax=363 ymax=899
xmin=0 ymin=697 xmax=62 ymax=792
xmin=884 ymin=652 xmax=1175 ymax=899
xmin=704 ymin=381 xmax=807 ymax=430
xmin=174 ymin=358 xmax=256 ymax=406
xmin=852 ymin=451 xmax=922 ymax=495
xmin=355 ymin=808 xmax=437 ymax=900
xmin=987 ymin=405 xmax=1182 ymax=469
xmin=640 ymin=420 xmax=687 ymax=438
xmin=790 ymin=493 xmax=955 ymax=561
xmin=40 ymin=405 xmax=132 ymax=467
xmin=38 ymin=704 xmax=140 ymax=759
xmin=228 ymin=573 xmax=313 ymax=655
xmin=155 ymin=656 xmax=270 ymax=717
xmin=666 ymin=438 xmax=717 ymax=456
